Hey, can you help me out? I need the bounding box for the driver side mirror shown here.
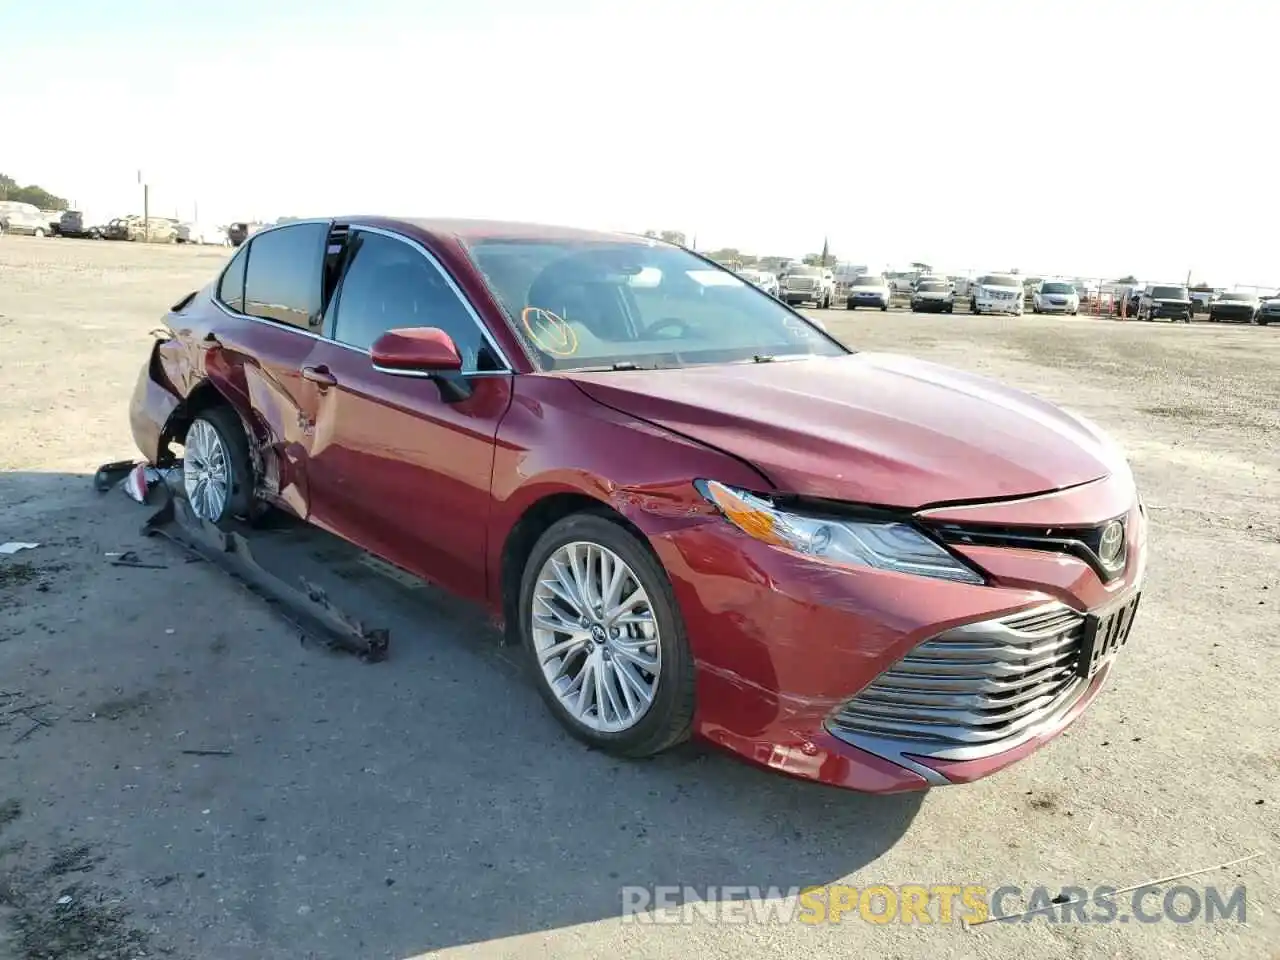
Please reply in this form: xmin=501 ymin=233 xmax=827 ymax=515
xmin=370 ymin=327 xmax=471 ymax=402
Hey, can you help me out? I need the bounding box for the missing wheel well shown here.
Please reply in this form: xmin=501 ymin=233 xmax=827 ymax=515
xmin=499 ymin=493 xmax=650 ymax=645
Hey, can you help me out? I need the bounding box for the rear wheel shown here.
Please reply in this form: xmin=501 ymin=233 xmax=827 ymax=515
xmin=181 ymin=405 xmax=255 ymax=527
xmin=518 ymin=513 xmax=695 ymax=758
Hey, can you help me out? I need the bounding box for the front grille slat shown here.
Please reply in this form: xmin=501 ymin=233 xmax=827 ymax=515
xmin=827 ymin=602 xmax=1091 ymax=752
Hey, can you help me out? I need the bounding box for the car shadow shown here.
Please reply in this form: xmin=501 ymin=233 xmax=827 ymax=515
xmin=0 ymin=471 xmax=925 ymax=957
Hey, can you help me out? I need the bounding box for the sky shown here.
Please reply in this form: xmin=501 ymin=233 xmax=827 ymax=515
xmin=1 ymin=0 xmax=1276 ymax=284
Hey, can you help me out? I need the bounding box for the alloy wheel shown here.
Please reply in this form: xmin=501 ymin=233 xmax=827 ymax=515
xmin=530 ymin=541 xmax=661 ymax=733
xmin=183 ymin=419 xmax=230 ymax=521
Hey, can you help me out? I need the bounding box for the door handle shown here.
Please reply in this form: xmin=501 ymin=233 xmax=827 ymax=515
xmin=301 ymin=364 xmax=338 ymax=387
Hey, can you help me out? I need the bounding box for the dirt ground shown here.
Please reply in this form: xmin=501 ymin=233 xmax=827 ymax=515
xmin=1 ymin=237 xmax=1277 ymax=960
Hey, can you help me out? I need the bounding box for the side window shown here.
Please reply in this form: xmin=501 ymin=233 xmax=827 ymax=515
xmin=217 ymin=244 xmax=248 ymax=313
xmin=330 ymin=230 xmax=496 ymax=372
xmin=243 ymin=222 xmax=328 ymax=330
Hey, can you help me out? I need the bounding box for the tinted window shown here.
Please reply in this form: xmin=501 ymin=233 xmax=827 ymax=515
xmin=1150 ymin=286 xmax=1187 ymax=299
xmin=243 ymin=222 xmax=327 ymax=329
xmin=217 ymin=245 xmax=248 ymax=312
xmin=332 ymin=230 xmax=496 ymax=372
xmin=917 ymin=282 xmax=949 ymax=292
xmin=787 ymin=265 xmax=821 ymax=276
xmin=980 ymin=275 xmax=1021 ymax=287
xmin=1219 ymin=292 xmax=1254 ymax=302
xmin=1041 ymin=282 xmax=1075 ymax=294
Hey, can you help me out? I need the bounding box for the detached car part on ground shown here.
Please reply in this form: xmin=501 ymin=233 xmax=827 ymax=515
xmin=128 ymin=216 xmax=1149 ymax=793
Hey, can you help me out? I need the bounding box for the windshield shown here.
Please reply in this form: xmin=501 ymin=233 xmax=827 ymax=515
xmin=979 ymin=275 xmax=1020 ymax=287
xmin=785 ymin=265 xmax=822 ymax=277
xmin=917 ymin=281 xmax=949 ymax=292
xmin=465 ymin=239 xmax=848 ymax=372
xmin=1150 ymin=286 xmax=1188 ymax=299
xmin=852 ymin=276 xmax=884 ymax=287
xmin=1040 ymin=282 xmax=1075 ymax=295
xmin=1219 ymin=292 xmax=1254 ymax=302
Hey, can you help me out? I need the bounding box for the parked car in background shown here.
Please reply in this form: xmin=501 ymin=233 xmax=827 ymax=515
xmin=105 ymin=215 xmax=180 ymax=243
xmin=1207 ymin=290 xmax=1260 ymax=324
xmin=126 ymin=215 xmax=1148 ymax=793
xmin=738 ymin=268 xmax=780 ymax=298
xmin=844 ymin=274 xmax=891 ymax=311
xmin=1255 ymin=294 xmax=1280 ymax=326
xmin=1032 ymin=280 xmax=1081 ymax=315
xmin=1188 ymin=285 xmax=1219 ymax=315
xmin=970 ymin=274 xmax=1025 ymax=315
xmin=177 ymin=222 xmax=230 ymax=245
xmin=779 ymin=264 xmax=835 ymax=308
xmin=0 ymin=201 xmax=53 ymax=236
xmin=58 ymin=210 xmax=110 ymax=239
xmin=1136 ymin=284 xmax=1193 ymax=323
xmin=910 ymin=279 xmax=955 ymax=313
xmin=228 ymin=221 xmax=268 ymax=247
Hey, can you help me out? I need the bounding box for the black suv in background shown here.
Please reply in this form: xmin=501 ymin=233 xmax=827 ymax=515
xmin=1137 ymin=284 xmax=1193 ymax=323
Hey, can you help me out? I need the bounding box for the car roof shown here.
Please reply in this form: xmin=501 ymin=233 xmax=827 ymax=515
xmin=386 ymin=217 xmax=641 ymax=245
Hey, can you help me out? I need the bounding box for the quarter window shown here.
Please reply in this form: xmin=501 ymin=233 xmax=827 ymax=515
xmin=217 ymin=244 xmax=248 ymax=312
xmin=330 ymin=230 xmax=497 ymax=372
xmin=243 ymin=222 xmax=328 ymax=330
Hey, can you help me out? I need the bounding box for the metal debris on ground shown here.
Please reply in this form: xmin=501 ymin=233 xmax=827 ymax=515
xmin=93 ymin=457 xmax=182 ymax=504
xmin=141 ymin=489 xmax=391 ymax=662
xmin=0 ymin=542 xmax=40 ymax=555
xmin=105 ymin=549 xmax=167 ymax=569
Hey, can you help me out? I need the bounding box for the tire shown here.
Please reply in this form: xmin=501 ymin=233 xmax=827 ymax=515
xmin=946 ymin=304 xmax=954 ymax=313
xmin=880 ymin=303 xmax=888 ymax=312
xmin=846 ymin=302 xmax=856 ymax=311
xmin=181 ymin=405 xmax=255 ymax=527
xmin=518 ymin=513 xmax=695 ymax=758
xmin=970 ymin=300 xmax=979 ymax=314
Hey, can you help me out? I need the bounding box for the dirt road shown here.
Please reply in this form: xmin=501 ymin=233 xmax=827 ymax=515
xmin=1 ymin=237 xmax=1276 ymax=959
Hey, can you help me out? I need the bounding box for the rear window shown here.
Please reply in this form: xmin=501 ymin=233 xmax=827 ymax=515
xmin=1040 ymin=282 xmax=1075 ymax=295
xmin=243 ymin=223 xmax=328 ymax=329
xmin=1150 ymin=286 xmax=1187 ymax=299
xmin=217 ymin=244 xmax=248 ymax=313
xmin=979 ymin=275 xmax=1020 ymax=287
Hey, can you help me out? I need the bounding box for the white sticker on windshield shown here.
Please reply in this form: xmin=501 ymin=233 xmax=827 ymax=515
xmin=687 ymin=270 xmax=745 ymax=288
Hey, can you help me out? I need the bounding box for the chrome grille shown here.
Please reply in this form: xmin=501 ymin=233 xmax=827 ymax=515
xmin=827 ymin=603 xmax=1087 ymax=752
xmin=787 ymin=277 xmax=817 ymax=290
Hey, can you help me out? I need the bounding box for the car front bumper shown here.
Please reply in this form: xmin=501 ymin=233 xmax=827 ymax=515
xmin=847 ymin=293 xmax=889 ymax=308
xmin=652 ymin=471 xmax=1147 ymax=793
xmin=975 ymin=298 xmax=1022 ymax=314
xmin=1209 ymin=307 xmax=1256 ymax=323
xmin=911 ymin=298 xmax=953 ymax=312
xmin=1037 ymin=300 xmax=1077 ymax=313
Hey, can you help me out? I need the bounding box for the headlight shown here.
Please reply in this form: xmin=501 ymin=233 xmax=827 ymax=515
xmin=695 ymin=480 xmax=984 ymax=584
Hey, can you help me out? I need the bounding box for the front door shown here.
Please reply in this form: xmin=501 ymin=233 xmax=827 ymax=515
xmin=301 ymin=227 xmax=515 ymax=603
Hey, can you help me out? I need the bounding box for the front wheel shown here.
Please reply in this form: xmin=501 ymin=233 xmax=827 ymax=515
xmin=518 ymin=513 xmax=695 ymax=758
xmin=846 ymin=302 xmax=856 ymax=311
xmin=880 ymin=302 xmax=888 ymax=312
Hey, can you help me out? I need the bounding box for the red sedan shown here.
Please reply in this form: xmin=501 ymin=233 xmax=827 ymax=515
xmin=129 ymin=217 xmax=1148 ymax=792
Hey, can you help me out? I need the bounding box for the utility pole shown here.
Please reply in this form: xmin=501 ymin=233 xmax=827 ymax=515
xmin=137 ymin=169 xmax=149 ymax=238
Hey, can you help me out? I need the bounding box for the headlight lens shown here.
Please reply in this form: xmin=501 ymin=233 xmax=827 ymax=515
xmin=695 ymin=480 xmax=984 ymax=584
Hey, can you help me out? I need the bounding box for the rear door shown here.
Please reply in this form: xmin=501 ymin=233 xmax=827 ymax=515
xmin=299 ymin=226 xmax=514 ymax=603
xmin=207 ymin=221 xmax=332 ymax=516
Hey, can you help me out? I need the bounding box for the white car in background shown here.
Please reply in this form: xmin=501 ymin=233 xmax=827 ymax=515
xmin=970 ymin=273 xmax=1025 ymax=316
xmin=1032 ymin=280 xmax=1081 ymax=315
xmin=176 ymin=222 xmax=230 ymax=245
xmin=844 ymin=274 xmax=892 ymax=311
xmin=738 ymin=268 xmax=780 ymax=298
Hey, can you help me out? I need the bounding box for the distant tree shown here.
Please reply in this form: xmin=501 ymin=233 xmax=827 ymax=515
xmin=910 ymin=261 xmax=932 ymax=273
xmin=0 ymin=173 xmax=68 ymax=210
xmin=707 ymin=247 xmax=741 ymax=263
xmin=645 ymin=229 xmax=687 ymax=246
xmin=1009 ymin=267 xmax=1021 ymax=275
xmin=1116 ymin=274 xmax=1137 ymax=284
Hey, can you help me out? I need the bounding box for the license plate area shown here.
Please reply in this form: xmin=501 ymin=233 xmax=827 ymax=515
xmin=1077 ymin=592 xmax=1141 ymax=679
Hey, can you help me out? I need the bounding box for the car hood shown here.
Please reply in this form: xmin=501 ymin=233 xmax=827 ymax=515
xmin=566 ymin=353 xmax=1120 ymax=507
xmin=914 ymin=290 xmax=951 ymax=298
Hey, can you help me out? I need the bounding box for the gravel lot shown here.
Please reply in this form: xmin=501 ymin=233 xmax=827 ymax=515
xmin=1 ymin=237 xmax=1277 ymax=960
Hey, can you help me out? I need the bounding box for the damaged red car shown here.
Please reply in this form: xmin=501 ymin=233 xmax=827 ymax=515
xmin=129 ymin=217 xmax=1148 ymax=792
